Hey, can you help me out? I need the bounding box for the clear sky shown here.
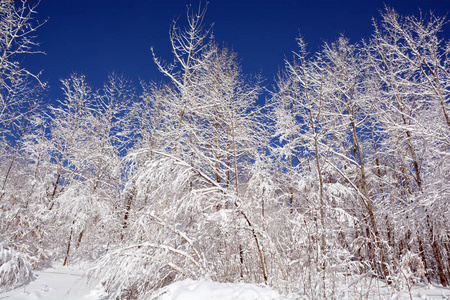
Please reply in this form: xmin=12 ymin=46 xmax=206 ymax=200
xmin=22 ymin=0 xmax=450 ymax=102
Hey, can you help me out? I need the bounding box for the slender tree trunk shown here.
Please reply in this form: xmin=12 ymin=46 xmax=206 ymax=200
xmin=63 ymin=227 xmax=73 ymax=266
xmin=427 ymin=215 xmax=449 ymax=286
xmin=240 ymin=211 xmax=268 ymax=284
xmin=396 ymin=94 xmax=423 ymax=191
xmin=417 ymin=233 xmax=430 ymax=283
xmin=239 ymin=244 xmax=244 ymax=278
xmin=351 ymin=117 xmax=390 ymax=281
xmin=75 ymin=230 xmax=84 ymax=250
xmin=121 ymin=193 xmax=134 ymax=240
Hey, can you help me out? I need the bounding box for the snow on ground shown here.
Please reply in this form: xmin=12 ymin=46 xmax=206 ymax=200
xmin=152 ymin=278 xmax=290 ymax=300
xmin=394 ymin=285 xmax=450 ymax=300
xmin=341 ymin=278 xmax=450 ymax=300
xmin=1 ymin=264 xmax=450 ymax=300
xmin=389 ymin=285 xmax=450 ymax=300
xmin=0 ymin=264 xmax=102 ymax=300
xmin=153 ymin=280 xmax=450 ymax=300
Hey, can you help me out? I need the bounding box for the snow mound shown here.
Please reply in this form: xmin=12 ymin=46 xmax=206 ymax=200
xmin=153 ymin=279 xmax=289 ymax=300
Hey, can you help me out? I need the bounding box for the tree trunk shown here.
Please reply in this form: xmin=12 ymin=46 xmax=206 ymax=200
xmin=63 ymin=228 xmax=73 ymax=266
xmin=75 ymin=230 xmax=84 ymax=250
xmin=121 ymin=194 xmax=134 ymax=240
xmin=351 ymin=118 xmax=390 ymax=282
xmin=427 ymin=215 xmax=448 ymax=286
xmin=417 ymin=233 xmax=430 ymax=283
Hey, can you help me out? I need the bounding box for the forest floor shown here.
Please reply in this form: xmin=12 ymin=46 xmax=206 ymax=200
xmin=1 ymin=263 xmax=450 ymax=300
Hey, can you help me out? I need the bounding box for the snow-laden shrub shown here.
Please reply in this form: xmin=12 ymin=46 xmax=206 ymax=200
xmin=89 ymin=157 xmax=209 ymax=299
xmin=0 ymin=243 xmax=35 ymax=291
xmin=392 ymin=252 xmax=427 ymax=292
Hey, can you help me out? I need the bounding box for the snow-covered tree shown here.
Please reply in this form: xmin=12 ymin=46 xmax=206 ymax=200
xmin=369 ymin=8 xmax=450 ymax=286
xmin=42 ymin=74 xmax=136 ymax=265
xmin=91 ymin=5 xmax=282 ymax=298
xmin=0 ymin=0 xmax=47 ymax=274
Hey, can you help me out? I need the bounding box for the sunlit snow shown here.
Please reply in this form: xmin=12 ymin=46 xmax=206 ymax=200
xmin=2 ymin=264 xmax=450 ymax=300
xmin=153 ymin=278 xmax=288 ymax=300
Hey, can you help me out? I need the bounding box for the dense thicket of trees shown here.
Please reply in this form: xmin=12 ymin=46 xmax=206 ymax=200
xmin=0 ymin=1 xmax=449 ymax=299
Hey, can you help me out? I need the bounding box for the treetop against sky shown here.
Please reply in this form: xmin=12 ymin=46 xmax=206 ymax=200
xmin=2 ymin=1 xmax=450 ymax=297
xmin=21 ymin=0 xmax=450 ymax=101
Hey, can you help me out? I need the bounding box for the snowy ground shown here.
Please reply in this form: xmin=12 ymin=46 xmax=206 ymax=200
xmin=0 ymin=264 xmax=102 ymax=300
xmin=1 ymin=264 xmax=450 ymax=300
xmin=346 ymin=282 xmax=450 ymax=300
xmin=153 ymin=279 xmax=291 ymax=300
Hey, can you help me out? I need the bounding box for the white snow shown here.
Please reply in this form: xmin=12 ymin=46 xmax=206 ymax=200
xmin=1 ymin=264 xmax=450 ymax=300
xmin=0 ymin=264 xmax=102 ymax=300
xmin=152 ymin=278 xmax=289 ymax=300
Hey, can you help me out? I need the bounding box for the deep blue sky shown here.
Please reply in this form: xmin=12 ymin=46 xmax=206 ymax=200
xmin=22 ymin=0 xmax=450 ymax=102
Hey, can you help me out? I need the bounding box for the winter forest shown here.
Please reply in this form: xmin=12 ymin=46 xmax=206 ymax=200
xmin=1 ymin=1 xmax=450 ymax=299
